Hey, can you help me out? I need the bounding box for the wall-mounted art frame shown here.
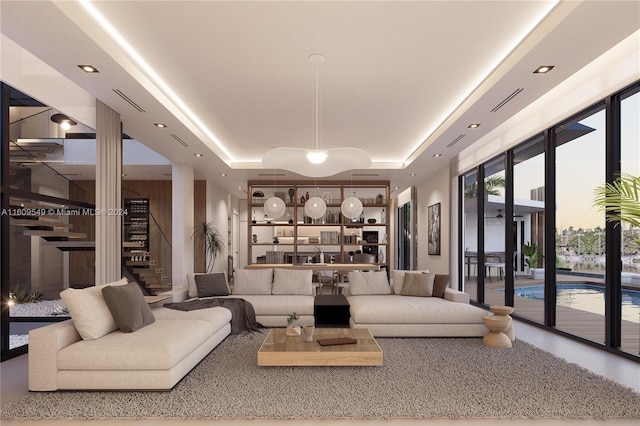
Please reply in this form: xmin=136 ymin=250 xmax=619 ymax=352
xmin=428 ymin=202 xmax=441 ymax=255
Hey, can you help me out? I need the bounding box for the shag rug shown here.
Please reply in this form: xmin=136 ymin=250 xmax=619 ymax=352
xmin=2 ymin=329 xmax=640 ymax=420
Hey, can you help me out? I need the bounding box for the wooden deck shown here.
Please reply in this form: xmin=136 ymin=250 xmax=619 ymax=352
xmin=465 ymin=274 xmax=640 ymax=356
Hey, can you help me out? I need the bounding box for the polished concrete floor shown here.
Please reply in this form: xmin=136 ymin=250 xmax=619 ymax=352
xmin=1 ymin=320 xmax=639 ymax=426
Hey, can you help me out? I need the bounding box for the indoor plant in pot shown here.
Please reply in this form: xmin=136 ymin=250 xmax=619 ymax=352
xmin=191 ymin=222 xmax=225 ymax=273
xmin=285 ymin=312 xmax=301 ymax=336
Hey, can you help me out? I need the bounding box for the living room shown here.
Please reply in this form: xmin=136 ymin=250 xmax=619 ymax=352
xmin=1 ymin=0 xmax=640 ymax=424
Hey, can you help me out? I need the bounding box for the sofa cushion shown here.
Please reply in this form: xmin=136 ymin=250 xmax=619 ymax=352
xmin=348 ymin=271 xmax=392 ymax=295
xmin=223 ymin=294 xmax=315 ymax=316
xmin=57 ymin=319 xmax=214 ymax=371
xmin=348 ymin=295 xmax=486 ymax=325
xmin=433 ymin=274 xmax=450 ymax=298
xmin=400 ymin=272 xmax=434 ymax=297
xmin=152 ymin=305 xmax=232 ymax=329
xmin=232 ymin=268 xmax=273 ymax=295
xmin=187 ymin=273 xmax=206 ymax=299
xmin=195 ymin=273 xmax=230 ymax=297
xmin=101 ymin=282 xmax=155 ymax=332
xmin=272 ymin=268 xmax=313 ymax=295
xmin=60 ymin=278 xmax=128 ymax=340
xmin=391 ymin=270 xmax=429 ymax=294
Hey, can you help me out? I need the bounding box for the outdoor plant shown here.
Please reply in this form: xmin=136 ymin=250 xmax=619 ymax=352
xmin=522 ymin=243 xmax=539 ymax=269
xmin=286 ymin=312 xmax=299 ymax=326
xmin=191 ymin=222 xmax=225 ymax=273
xmin=593 ymin=174 xmax=640 ymax=228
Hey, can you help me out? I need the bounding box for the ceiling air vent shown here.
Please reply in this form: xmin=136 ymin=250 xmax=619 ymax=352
xmin=112 ymin=89 xmax=145 ymax=113
xmin=352 ymin=173 xmax=380 ymax=177
xmin=170 ymin=133 xmax=189 ymax=148
xmin=447 ymin=134 xmax=465 ymax=148
xmin=491 ymin=88 xmax=524 ymax=113
xmin=258 ymin=173 xmax=286 ymax=177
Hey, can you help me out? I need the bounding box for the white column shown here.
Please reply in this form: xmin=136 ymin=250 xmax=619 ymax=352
xmin=172 ymin=163 xmax=194 ymax=288
xmin=95 ymin=100 xmax=122 ymax=285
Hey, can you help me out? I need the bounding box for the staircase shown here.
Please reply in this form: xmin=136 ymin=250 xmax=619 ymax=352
xmin=123 ymin=242 xmax=171 ymax=295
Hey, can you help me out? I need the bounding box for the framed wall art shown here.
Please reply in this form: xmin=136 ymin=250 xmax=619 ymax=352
xmin=428 ymin=203 xmax=441 ymax=255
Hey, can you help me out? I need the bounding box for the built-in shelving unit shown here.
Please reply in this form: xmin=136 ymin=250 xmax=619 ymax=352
xmin=247 ymin=181 xmax=390 ymax=270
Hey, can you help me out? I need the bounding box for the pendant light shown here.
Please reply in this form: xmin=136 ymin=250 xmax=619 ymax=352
xmin=262 ymin=54 xmax=371 ymax=177
xmin=263 ymin=172 xmax=286 ymax=219
xmin=305 ymin=195 xmax=327 ymax=219
xmin=341 ymin=173 xmax=363 ymax=219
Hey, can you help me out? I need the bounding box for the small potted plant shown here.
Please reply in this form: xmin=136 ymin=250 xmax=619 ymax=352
xmin=375 ymin=193 xmax=384 ymax=204
xmin=285 ymin=312 xmax=301 ymax=336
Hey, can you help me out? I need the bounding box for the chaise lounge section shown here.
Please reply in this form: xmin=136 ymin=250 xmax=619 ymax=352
xmin=346 ymin=270 xmax=488 ymax=337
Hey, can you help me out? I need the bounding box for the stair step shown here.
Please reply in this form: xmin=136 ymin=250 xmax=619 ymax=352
xmin=11 ymin=218 xmax=73 ymax=229
xmin=126 ymin=260 xmax=151 ymax=266
xmin=123 ymin=251 xmax=151 ymax=257
xmin=24 ymin=230 xmax=87 ymax=239
xmin=123 ymin=241 xmax=145 ymax=248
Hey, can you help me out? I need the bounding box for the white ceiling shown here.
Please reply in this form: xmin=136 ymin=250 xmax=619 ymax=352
xmin=1 ymin=1 xmax=639 ymax=197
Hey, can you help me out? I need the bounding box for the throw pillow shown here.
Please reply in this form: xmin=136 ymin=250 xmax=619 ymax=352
xmin=391 ymin=269 xmax=429 ymax=294
xmin=101 ymin=282 xmax=155 ymax=333
xmin=232 ymin=268 xmax=273 ymax=294
xmin=187 ymin=273 xmax=208 ymax=299
xmin=272 ymin=268 xmax=313 ymax=295
xmin=401 ymin=272 xmax=435 ymax=297
xmin=194 ymin=273 xmax=230 ymax=297
xmin=433 ymin=274 xmax=450 ymax=298
xmin=60 ymin=278 xmax=128 ymax=340
xmin=348 ymin=271 xmax=392 ymax=295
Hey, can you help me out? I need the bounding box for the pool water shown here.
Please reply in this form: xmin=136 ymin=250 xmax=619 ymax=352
xmin=500 ymin=284 xmax=640 ymax=324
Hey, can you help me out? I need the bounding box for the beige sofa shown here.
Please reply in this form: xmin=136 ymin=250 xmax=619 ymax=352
xmin=29 ymin=280 xmax=231 ymax=391
xmin=185 ymin=268 xmax=316 ymax=327
xmin=345 ymin=270 xmax=488 ymax=337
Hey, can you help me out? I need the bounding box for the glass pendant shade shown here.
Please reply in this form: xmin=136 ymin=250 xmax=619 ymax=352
xmin=304 ymin=196 xmax=327 ymax=219
xmin=341 ymin=196 xmax=363 ymax=219
xmin=264 ymin=197 xmax=286 ymax=219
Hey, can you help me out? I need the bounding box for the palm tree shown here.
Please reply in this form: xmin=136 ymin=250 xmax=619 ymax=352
xmin=464 ymin=175 xmax=506 ymax=199
xmin=593 ymin=174 xmax=640 ymax=228
xmin=191 ymin=222 xmax=225 ymax=273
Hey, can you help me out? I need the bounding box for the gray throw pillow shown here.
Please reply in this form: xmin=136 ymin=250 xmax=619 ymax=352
xmin=101 ymin=282 xmax=155 ymax=333
xmin=195 ymin=273 xmax=230 ymax=297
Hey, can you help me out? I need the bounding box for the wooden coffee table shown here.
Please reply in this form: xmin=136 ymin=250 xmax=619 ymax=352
xmin=257 ymin=328 xmax=383 ymax=366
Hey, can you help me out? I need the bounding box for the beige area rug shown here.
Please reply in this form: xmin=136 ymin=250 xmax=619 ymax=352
xmin=2 ymin=330 xmax=639 ymax=420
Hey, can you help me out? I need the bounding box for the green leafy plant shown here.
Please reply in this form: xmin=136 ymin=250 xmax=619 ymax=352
xmin=593 ymin=174 xmax=640 ymax=228
xmin=464 ymin=175 xmax=506 ymax=199
xmin=286 ymin=312 xmax=299 ymax=326
xmin=191 ymin=222 xmax=225 ymax=273
xmin=522 ymin=243 xmax=540 ymax=268
xmin=9 ymin=283 xmax=43 ymax=304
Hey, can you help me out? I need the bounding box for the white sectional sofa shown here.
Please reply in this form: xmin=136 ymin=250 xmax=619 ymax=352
xmin=345 ymin=270 xmax=488 ymax=337
xmin=185 ymin=268 xmax=316 ymax=327
xmin=29 ymin=279 xmax=232 ymax=391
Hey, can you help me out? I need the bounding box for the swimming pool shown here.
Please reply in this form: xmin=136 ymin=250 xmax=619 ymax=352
xmin=499 ymin=284 xmax=640 ymax=323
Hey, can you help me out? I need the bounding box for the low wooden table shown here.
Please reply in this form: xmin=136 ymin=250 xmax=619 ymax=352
xmin=257 ymin=328 xmax=383 ymax=366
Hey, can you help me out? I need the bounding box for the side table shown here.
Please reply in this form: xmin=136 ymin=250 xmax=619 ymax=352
xmin=482 ymin=314 xmax=512 ymax=348
xmin=314 ymin=295 xmax=350 ymax=328
xmin=489 ymin=305 xmax=514 ymax=341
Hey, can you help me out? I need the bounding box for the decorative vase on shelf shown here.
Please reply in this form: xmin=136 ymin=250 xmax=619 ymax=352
xmin=288 ymin=188 xmax=295 ymax=203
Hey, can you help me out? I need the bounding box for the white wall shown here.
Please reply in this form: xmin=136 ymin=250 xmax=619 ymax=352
xmin=206 ymin=180 xmax=231 ymax=274
xmin=416 ymin=167 xmax=449 ymax=274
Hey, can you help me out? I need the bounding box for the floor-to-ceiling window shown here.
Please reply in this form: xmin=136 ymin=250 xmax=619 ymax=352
xmin=460 ymin=81 xmax=640 ymax=361
xmin=554 ymin=105 xmax=606 ymax=344
xmin=482 ymin=156 xmax=506 ymax=306
xmin=512 ymin=135 xmax=545 ymax=323
xmin=620 ymin=87 xmax=640 ymax=356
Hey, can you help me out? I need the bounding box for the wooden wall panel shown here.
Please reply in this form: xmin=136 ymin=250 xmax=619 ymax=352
xmin=194 ymin=180 xmax=207 ymax=273
xmin=69 ymin=180 xmax=96 ymax=287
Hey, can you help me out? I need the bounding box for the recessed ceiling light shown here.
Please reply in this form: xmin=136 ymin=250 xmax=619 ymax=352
xmin=237 ymin=186 xmax=243 ymax=190
xmin=533 ymin=65 xmax=554 ymax=74
xmin=433 ymin=153 xmax=442 ymax=157
xmin=410 ymin=173 xmax=416 ymax=177
xmin=219 ymin=173 xmax=227 ymax=177
xmin=468 ymin=123 xmax=480 ymax=128
xmin=154 ymin=123 xmax=167 ymax=128
xmin=394 ymin=186 xmax=399 ymax=190
xmin=78 ymin=65 xmax=99 ymax=73
xmin=194 ymin=153 xmax=203 ymax=157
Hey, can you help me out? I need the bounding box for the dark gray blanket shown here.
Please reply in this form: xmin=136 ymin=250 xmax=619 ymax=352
xmin=163 ymin=298 xmax=262 ymax=334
